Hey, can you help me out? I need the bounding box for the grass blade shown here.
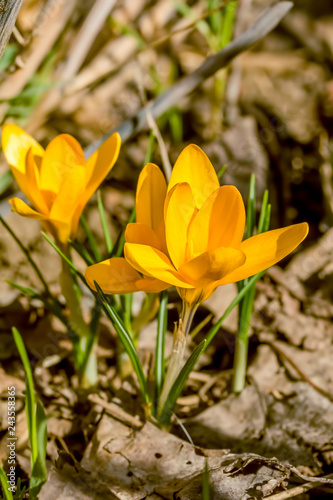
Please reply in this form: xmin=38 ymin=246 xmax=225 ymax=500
xmin=0 ymin=466 xmax=14 ymax=500
xmin=258 ymin=189 xmax=269 ymax=234
xmin=70 ymin=240 xmax=95 ymax=265
xmin=0 ymin=170 xmax=13 ymax=195
xmin=94 ymin=282 xmax=151 ymax=405
xmin=97 ymin=190 xmax=113 ymax=254
xmin=80 ymin=214 xmax=102 ymax=262
xmin=42 ymin=232 xmax=86 ymax=286
xmin=0 ymin=216 xmax=52 ymax=298
xmin=246 ymin=174 xmax=256 ymax=239
xmin=12 ymin=328 xmax=37 ymax=462
xmin=202 ymin=459 xmax=211 ymax=500
xmin=112 ymin=207 xmax=136 ymax=258
xmin=158 ymin=339 xmax=206 ymax=426
xmin=155 ymin=290 xmax=168 ymax=407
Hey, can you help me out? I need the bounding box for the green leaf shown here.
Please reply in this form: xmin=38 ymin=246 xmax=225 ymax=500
xmin=97 ymin=190 xmax=113 ymax=254
xmin=0 ymin=466 xmax=14 ymax=500
xmin=12 ymin=329 xmax=47 ymax=499
xmin=155 ymin=290 xmax=168 ymax=407
xmin=42 ymin=232 xmax=86 ymax=286
xmin=69 ymin=240 xmax=95 ymax=265
xmin=0 ymin=217 xmax=52 ymax=298
xmin=257 ymin=189 xmax=269 ymax=234
xmin=80 ymin=214 xmax=102 ymax=262
xmin=112 ymin=207 xmax=136 ymax=258
xmin=205 ymin=271 xmax=266 ymax=349
xmin=158 ymin=339 xmax=206 ymax=426
xmin=94 ymin=282 xmax=151 ymax=405
xmin=246 ymin=174 xmax=256 ymax=239
xmin=202 ymin=459 xmax=211 ymax=500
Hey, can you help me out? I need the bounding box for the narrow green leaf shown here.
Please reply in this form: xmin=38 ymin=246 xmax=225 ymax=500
xmin=112 ymin=207 xmax=136 ymax=258
xmin=80 ymin=214 xmax=102 ymax=262
xmin=94 ymin=282 xmax=151 ymax=404
xmin=158 ymin=339 xmax=206 ymax=425
xmin=217 ymin=165 xmax=227 ymax=180
xmin=0 ymin=217 xmax=52 ymax=298
xmin=257 ymin=189 xmax=269 ymax=234
xmin=205 ymin=271 xmax=266 ymax=349
xmin=97 ymin=190 xmax=113 ymax=254
xmin=0 ymin=466 xmax=14 ymax=500
xmin=155 ymin=290 xmax=168 ymax=406
xmin=12 ymin=328 xmax=37 ymax=463
xmin=202 ymin=459 xmax=211 ymax=500
xmin=144 ymin=130 xmax=155 ymax=165
xmin=246 ymin=174 xmax=256 ymax=239
xmin=42 ymin=232 xmax=87 ymax=286
xmin=70 ymin=240 xmax=95 ymax=265
xmin=264 ymin=204 xmax=271 ymax=232
xmin=29 ymin=399 xmax=48 ymax=498
xmin=0 ymin=44 xmax=19 ymax=71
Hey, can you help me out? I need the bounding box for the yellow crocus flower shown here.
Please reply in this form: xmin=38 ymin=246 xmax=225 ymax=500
xmin=86 ymin=144 xmax=308 ymax=307
xmin=2 ymin=124 xmax=121 ymax=244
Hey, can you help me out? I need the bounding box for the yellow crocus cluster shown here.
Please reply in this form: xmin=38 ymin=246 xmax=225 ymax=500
xmin=2 ymin=124 xmax=121 ymax=244
xmin=86 ymin=144 xmax=308 ymax=306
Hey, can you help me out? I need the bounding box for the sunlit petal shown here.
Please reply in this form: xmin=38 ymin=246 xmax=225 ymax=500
xmin=40 ymin=134 xmax=85 ymax=193
xmin=2 ymin=124 xmax=44 ymax=174
xmin=187 ymin=186 xmax=245 ymax=259
xmin=219 ymin=223 xmax=309 ymax=285
xmin=85 ymin=257 xmax=141 ymax=294
xmin=136 ymin=163 xmax=167 ymax=233
xmin=9 ymin=197 xmax=47 ymax=220
xmin=125 ymin=243 xmax=193 ymax=288
xmin=178 ymin=247 xmax=246 ymax=287
xmin=168 ymin=145 xmax=219 ymax=208
xmin=125 ymin=222 xmax=161 ymax=250
xmin=165 ymin=182 xmax=197 ymax=268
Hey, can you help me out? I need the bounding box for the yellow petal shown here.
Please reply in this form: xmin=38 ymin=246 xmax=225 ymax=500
xmin=136 ymin=163 xmax=167 ymax=233
xmin=124 ymin=243 xmax=194 ymax=288
xmin=49 ymin=165 xmax=86 ymax=242
xmin=25 ymin=149 xmax=49 ymax=215
xmin=178 ymin=247 xmax=246 ymax=287
xmin=84 ymin=132 xmax=121 ymax=200
xmin=2 ymin=124 xmax=44 ymax=173
xmin=165 ymin=183 xmax=196 ymax=268
xmin=135 ymin=278 xmax=169 ymax=293
xmin=219 ymin=223 xmax=309 ymax=285
xmin=187 ymin=186 xmax=245 ymax=259
xmin=125 ymin=223 xmax=161 ymax=250
xmin=85 ymin=258 xmax=141 ymax=294
xmin=9 ymin=197 xmax=47 ymax=220
xmin=40 ymin=134 xmax=85 ymax=193
xmin=2 ymin=124 xmax=44 ymax=199
xmin=168 ymin=145 xmax=219 ymax=208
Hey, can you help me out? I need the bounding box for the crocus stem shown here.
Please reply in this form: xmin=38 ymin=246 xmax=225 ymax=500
xmin=59 ymin=245 xmax=97 ymax=387
xmin=157 ymin=301 xmax=197 ymax=415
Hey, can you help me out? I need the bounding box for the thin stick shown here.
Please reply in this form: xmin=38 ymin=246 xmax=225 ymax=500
xmin=85 ymin=2 xmax=293 ymax=156
xmin=264 ymin=340 xmax=333 ymax=402
xmin=0 ymin=0 xmax=22 ymax=59
xmin=265 ymin=474 xmax=333 ymax=500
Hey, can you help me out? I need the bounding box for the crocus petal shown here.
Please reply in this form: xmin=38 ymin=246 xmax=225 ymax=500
xmin=187 ymin=186 xmax=245 ymax=259
xmin=136 ymin=163 xmax=167 ymax=233
xmin=135 ymin=278 xmax=169 ymax=293
xmin=84 ymin=132 xmax=121 ymax=200
xmin=25 ymin=149 xmax=49 ymax=215
xmin=50 ymin=165 xmax=86 ymax=242
xmin=168 ymin=145 xmax=219 ymax=208
xmin=165 ymin=182 xmax=197 ymax=269
xmin=2 ymin=124 xmax=44 ymax=173
xmin=219 ymin=223 xmax=309 ymax=285
xmin=2 ymin=124 xmax=44 ymax=199
xmin=9 ymin=197 xmax=47 ymax=220
xmin=178 ymin=247 xmax=246 ymax=287
xmin=40 ymin=134 xmax=85 ymax=193
xmin=85 ymin=258 xmax=142 ymax=294
xmin=124 ymin=243 xmax=194 ymax=288
xmin=125 ymin=223 xmax=161 ymax=250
